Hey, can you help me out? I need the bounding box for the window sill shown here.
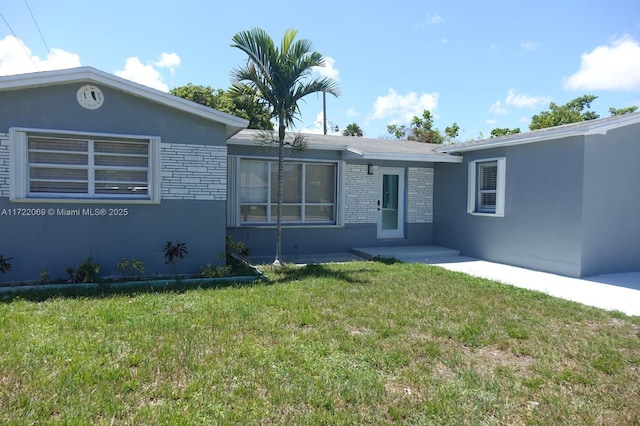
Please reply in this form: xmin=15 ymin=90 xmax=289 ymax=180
xmin=468 ymin=212 xmax=504 ymax=218
xmin=10 ymin=198 xmax=160 ymax=205
xmin=234 ymin=224 xmax=342 ymax=229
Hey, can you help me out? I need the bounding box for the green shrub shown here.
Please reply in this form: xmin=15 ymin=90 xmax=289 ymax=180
xmin=76 ymin=257 xmax=101 ymax=283
xmin=198 ymin=263 xmax=232 ymax=278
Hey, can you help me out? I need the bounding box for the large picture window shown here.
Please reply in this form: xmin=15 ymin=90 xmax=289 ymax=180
xmin=239 ymin=159 xmax=336 ymax=225
xmin=468 ymin=157 xmax=506 ymax=216
xmin=10 ymin=128 xmax=160 ymax=202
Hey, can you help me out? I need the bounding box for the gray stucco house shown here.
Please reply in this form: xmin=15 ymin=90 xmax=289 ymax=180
xmin=0 ymin=67 xmax=247 ymax=280
xmin=434 ymin=114 xmax=640 ymax=278
xmin=1 ymin=67 xmax=638 ymax=281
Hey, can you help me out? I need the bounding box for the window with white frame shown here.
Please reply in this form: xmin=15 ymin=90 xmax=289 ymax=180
xmin=237 ymin=158 xmax=337 ymax=225
xmin=468 ymin=157 xmax=506 ymax=216
xmin=10 ymin=128 xmax=160 ymax=202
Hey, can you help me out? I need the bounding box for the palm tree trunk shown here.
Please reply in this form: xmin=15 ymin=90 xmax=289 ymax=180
xmin=274 ymin=118 xmax=286 ymax=266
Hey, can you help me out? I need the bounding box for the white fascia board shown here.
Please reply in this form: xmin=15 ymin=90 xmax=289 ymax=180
xmin=438 ymin=132 xmax=582 ymax=153
xmin=228 ymin=136 xmax=462 ymax=163
xmin=227 ymin=139 xmax=351 ymax=152
xmin=361 ymin=152 xmax=463 ymax=163
xmin=346 ymin=147 xmax=363 ymax=156
xmin=0 ymin=67 xmax=249 ymax=138
xmin=439 ymin=113 xmax=640 ymax=154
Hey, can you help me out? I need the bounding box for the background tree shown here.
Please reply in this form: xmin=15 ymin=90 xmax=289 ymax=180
xmin=170 ymin=84 xmax=273 ymax=130
xmin=342 ymin=122 xmax=363 ymax=137
xmin=490 ymin=127 xmax=521 ymax=138
xmin=529 ymin=95 xmax=599 ymax=130
xmin=609 ymin=106 xmax=638 ymax=116
xmin=387 ymin=110 xmax=458 ymax=144
xmin=444 ymin=122 xmax=460 ymax=142
xmin=231 ymin=28 xmax=340 ymax=265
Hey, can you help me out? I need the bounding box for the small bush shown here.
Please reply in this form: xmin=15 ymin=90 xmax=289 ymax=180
xmin=198 ymin=263 xmax=231 ymax=278
xmin=75 ymin=257 xmax=100 ymax=283
xmin=225 ymin=235 xmax=250 ymax=265
xmin=117 ymin=258 xmax=145 ymax=278
xmin=164 ymin=241 xmax=188 ymax=265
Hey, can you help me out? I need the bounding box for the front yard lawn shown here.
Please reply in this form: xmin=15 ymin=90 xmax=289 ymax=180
xmin=1 ymin=261 xmax=638 ymax=424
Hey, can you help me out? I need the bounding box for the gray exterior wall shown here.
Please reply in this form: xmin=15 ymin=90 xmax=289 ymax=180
xmin=0 ymin=82 xmax=229 ymax=282
xmin=434 ymin=137 xmax=586 ymax=277
xmin=227 ymin=144 xmax=435 ymax=258
xmin=228 ymin=223 xmax=434 ymax=260
xmin=581 ymin=124 xmax=640 ymax=276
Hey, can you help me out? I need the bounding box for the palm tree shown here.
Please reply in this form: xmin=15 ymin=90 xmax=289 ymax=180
xmin=230 ymin=28 xmax=340 ymax=265
xmin=342 ymin=122 xmax=363 ymax=137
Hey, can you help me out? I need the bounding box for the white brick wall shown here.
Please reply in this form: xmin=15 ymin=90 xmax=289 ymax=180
xmin=0 ymin=136 xmax=9 ymax=198
xmin=407 ymin=167 xmax=434 ymax=223
xmin=343 ymin=164 xmax=434 ymax=225
xmin=161 ymin=143 xmax=227 ymax=200
xmin=343 ymin=164 xmax=378 ymax=224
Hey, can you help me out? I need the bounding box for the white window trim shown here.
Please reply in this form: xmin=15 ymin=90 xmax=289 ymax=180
xmin=9 ymin=127 xmax=161 ymax=204
xmin=227 ymin=156 xmax=344 ymax=227
xmin=467 ymin=157 xmax=506 ymax=217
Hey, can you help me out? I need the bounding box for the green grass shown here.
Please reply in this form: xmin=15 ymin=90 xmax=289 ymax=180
xmin=1 ymin=261 xmax=639 ymax=424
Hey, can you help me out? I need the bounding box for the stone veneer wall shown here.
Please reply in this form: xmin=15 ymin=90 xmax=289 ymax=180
xmin=407 ymin=167 xmax=433 ymax=223
xmin=0 ymin=136 xmax=9 ymax=198
xmin=343 ymin=164 xmax=378 ymax=224
xmin=343 ymin=164 xmax=433 ymax=225
xmin=161 ymin=143 xmax=227 ymax=200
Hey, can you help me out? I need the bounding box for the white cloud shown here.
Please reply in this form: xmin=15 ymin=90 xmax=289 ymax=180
xmin=300 ymin=112 xmax=323 ymax=134
xmin=115 ymin=52 xmax=181 ymax=92
xmin=314 ymin=56 xmax=339 ymax=81
xmin=414 ymin=13 xmax=443 ymax=29
xmin=489 ymin=101 xmax=508 ymax=115
xmin=505 ymin=89 xmax=551 ymax=108
xmin=369 ymin=88 xmax=439 ymax=122
xmin=300 ymin=111 xmax=339 ymax=135
xmin=429 ymin=14 xmax=443 ymax=24
xmin=521 ymin=41 xmax=541 ymax=51
xmin=485 ymin=118 xmax=498 ymax=125
xmin=155 ymin=52 xmax=181 ymax=74
xmin=346 ymin=107 xmax=359 ymax=117
xmin=563 ymin=35 xmax=640 ymax=91
xmin=488 ymin=89 xmax=551 ymax=116
xmin=0 ymin=35 xmax=80 ymax=76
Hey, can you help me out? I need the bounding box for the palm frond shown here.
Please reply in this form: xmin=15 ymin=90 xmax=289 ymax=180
xmin=231 ymin=27 xmax=340 ymax=130
xmin=280 ymin=29 xmax=299 ymax=59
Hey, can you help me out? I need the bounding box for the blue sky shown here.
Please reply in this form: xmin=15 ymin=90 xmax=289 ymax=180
xmin=1 ymin=0 xmax=639 ymax=140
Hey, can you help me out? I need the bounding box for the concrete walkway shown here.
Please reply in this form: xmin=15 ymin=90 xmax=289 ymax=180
xmin=346 ymin=246 xmax=640 ymax=317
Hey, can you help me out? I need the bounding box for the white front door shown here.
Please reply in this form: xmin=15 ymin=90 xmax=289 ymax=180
xmin=377 ymin=167 xmax=405 ymax=239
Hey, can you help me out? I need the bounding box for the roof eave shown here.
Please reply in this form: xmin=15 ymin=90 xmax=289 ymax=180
xmin=228 ymin=138 xmax=461 ymax=163
xmin=438 ymin=113 xmax=640 ymax=154
xmin=360 ymin=153 xmax=462 ymax=163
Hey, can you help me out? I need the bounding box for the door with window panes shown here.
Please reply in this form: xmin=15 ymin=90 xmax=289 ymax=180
xmin=377 ymin=167 xmax=405 ymax=239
